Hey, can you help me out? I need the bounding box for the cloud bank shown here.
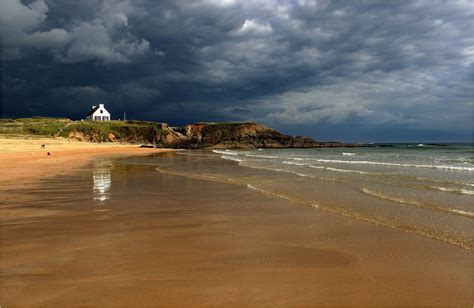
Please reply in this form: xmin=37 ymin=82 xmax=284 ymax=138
xmin=1 ymin=0 xmax=473 ymax=141
xmin=0 ymin=0 xmax=149 ymax=62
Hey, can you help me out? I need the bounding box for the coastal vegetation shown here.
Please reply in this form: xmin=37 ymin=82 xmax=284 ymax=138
xmin=0 ymin=117 xmax=359 ymax=148
xmin=0 ymin=118 xmax=165 ymax=143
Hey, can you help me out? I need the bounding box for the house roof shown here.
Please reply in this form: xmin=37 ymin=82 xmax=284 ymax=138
xmin=87 ymin=106 xmax=100 ymax=116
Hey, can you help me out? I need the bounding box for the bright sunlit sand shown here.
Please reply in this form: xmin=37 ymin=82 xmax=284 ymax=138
xmin=0 ymin=136 xmax=173 ymax=187
xmin=2 ymin=0 xmax=473 ymax=306
xmin=1 ymin=146 xmax=473 ymax=306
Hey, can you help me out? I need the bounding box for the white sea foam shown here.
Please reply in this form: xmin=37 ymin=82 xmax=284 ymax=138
xmin=309 ymin=165 xmax=325 ymax=169
xmin=325 ymin=167 xmax=370 ymax=174
xmin=432 ymin=186 xmax=474 ymax=195
xmin=247 ymin=184 xmax=259 ymax=191
xmin=296 ymin=172 xmax=311 ymax=177
xmin=212 ymin=149 xmax=239 ymax=156
xmin=361 ymin=188 xmax=474 ymax=218
xmin=241 ymin=162 xmax=336 ymax=182
xmin=220 ymin=155 xmax=243 ymax=162
xmin=283 ymin=161 xmax=373 ymax=175
xmin=313 ymin=159 xmax=474 ymax=172
xmin=342 ymin=152 xmax=356 ymax=156
xmin=361 ymin=188 xmax=423 ymax=206
xmin=282 ymin=161 xmax=305 ymax=166
xmin=447 ymin=209 xmax=474 ymax=218
xmin=245 ymin=154 xmax=279 ymax=159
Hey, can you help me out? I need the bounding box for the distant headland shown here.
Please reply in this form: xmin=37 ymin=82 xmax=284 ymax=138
xmin=0 ymin=117 xmax=363 ymax=149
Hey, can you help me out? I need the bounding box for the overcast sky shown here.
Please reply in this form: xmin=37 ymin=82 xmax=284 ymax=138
xmin=1 ymin=0 xmax=473 ymax=142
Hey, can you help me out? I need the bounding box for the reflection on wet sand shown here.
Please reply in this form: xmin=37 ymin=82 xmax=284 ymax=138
xmin=93 ymin=160 xmax=112 ymax=203
xmin=0 ymin=153 xmax=472 ymax=307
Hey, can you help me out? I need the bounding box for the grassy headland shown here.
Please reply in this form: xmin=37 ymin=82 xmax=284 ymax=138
xmin=0 ymin=117 xmax=167 ymax=143
xmin=0 ymin=117 xmax=361 ymax=148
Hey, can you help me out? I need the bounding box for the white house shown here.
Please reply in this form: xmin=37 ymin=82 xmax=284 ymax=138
xmin=86 ymin=104 xmax=111 ymax=121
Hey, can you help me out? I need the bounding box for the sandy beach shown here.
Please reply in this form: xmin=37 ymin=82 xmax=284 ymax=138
xmin=0 ymin=138 xmax=472 ymax=307
xmin=0 ymin=137 xmax=174 ymax=188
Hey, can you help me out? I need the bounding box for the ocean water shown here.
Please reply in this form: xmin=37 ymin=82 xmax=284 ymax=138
xmin=152 ymin=143 xmax=474 ymax=249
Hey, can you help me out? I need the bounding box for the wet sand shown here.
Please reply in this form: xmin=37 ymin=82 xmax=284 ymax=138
xmin=0 ymin=151 xmax=473 ymax=307
xmin=0 ymin=136 xmax=174 ymax=189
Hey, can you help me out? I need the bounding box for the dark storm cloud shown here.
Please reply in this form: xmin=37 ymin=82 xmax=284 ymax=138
xmin=1 ymin=0 xmax=473 ymax=141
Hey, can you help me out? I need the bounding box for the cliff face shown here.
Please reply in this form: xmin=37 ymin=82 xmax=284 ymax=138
xmin=153 ymin=122 xmax=353 ymax=149
xmin=1 ymin=118 xmax=361 ymax=148
xmin=154 ymin=122 xmax=294 ymax=149
xmin=61 ymin=121 xmax=169 ymax=144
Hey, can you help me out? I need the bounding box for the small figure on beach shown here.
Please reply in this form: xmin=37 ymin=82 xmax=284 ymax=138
xmin=41 ymin=144 xmax=46 ymax=149
xmin=47 ymin=152 xmax=51 ymax=155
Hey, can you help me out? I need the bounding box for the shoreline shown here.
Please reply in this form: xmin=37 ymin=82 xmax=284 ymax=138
xmin=0 ymin=137 xmax=175 ymax=189
xmin=1 ymin=139 xmax=472 ymax=306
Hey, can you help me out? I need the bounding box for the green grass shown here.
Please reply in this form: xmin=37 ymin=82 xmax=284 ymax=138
xmin=0 ymin=118 xmax=71 ymax=136
xmin=0 ymin=118 xmax=263 ymax=138
xmin=0 ymin=118 xmax=165 ymax=142
xmin=59 ymin=120 xmax=164 ymax=141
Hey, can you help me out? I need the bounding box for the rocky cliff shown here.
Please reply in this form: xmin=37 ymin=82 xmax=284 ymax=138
xmin=152 ymin=122 xmax=358 ymax=149
xmin=0 ymin=118 xmax=362 ymax=148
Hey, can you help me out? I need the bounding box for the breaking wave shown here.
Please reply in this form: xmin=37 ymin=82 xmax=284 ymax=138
xmin=244 ymin=154 xmax=279 ymax=159
xmin=303 ymin=158 xmax=474 ymax=172
xmin=432 ymin=186 xmax=474 ymax=195
xmin=282 ymin=161 xmax=373 ymax=175
xmin=361 ymin=188 xmax=474 ymax=218
xmin=220 ymin=156 xmax=243 ymax=162
xmin=211 ymin=149 xmax=240 ymax=156
xmin=282 ymin=161 xmax=305 ymax=166
xmin=325 ymin=167 xmax=371 ymax=174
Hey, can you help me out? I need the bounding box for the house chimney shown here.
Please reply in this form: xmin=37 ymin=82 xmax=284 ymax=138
xmin=99 ymin=104 xmax=104 ymax=108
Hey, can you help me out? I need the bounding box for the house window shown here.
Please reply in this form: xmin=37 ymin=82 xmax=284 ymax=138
xmin=100 ymin=110 xmax=103 ymax=114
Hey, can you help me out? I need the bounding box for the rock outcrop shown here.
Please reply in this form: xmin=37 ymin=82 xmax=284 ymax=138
xmin=1 ymin=118 xmax=362 ymax=149
xmin=153 ymin=122 xmax=360 ymax=149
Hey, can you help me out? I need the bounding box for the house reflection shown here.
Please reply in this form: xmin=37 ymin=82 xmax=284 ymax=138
xmin=93 ymin=160 xmax=112 ymax=203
